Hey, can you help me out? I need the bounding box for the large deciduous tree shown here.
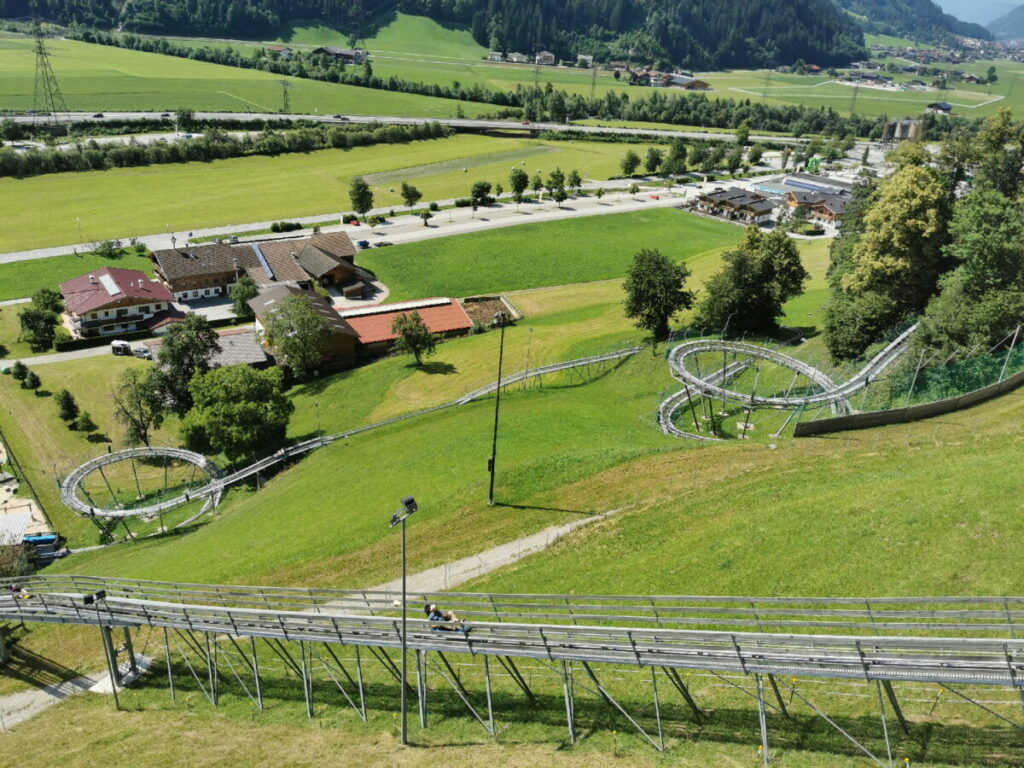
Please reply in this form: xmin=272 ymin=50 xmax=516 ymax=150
xmin=349 ymin=176 xmax=374 ymax=220
xmin=230 ymin=276 xmax=260 ymax=319
xmin=264 ymin=295 xmax=332 ymax=379
xmin=111 ymin=367 xmax=165 ymax=446
xmin=623 ymin=248 xmax=694 ymax=340
xmin=180 ymin=366 xmax=293 ymax=462
xmin=391 ymin=311 xmax=436 ymax=366
xmin=157 ymin=313 xmax=221 ymax=415
xmin=695 ymin=227 xmax=808 ymax=336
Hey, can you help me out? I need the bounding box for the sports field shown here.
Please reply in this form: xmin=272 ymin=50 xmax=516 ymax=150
xmin=0 ymin=134 xmax=666 ymax=252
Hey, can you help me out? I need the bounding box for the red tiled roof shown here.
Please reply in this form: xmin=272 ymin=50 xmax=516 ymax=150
xmin=59 ymin=268 xmax=174 ymax=316
xmin=340 ymin=298 xmax=472 ymax=345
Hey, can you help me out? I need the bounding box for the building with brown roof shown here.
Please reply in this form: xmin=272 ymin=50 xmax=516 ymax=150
xmin=145 ymin=327 xmax=270 ymax=369
xmin=248 ymin=285 xmax=358 ymax=366
xmin=339 ymin=298 xmax=473 ymax=355
xmin=59 ymin=267 xmax=178 ymax=338
xmin=151 ymin=232 xmax=361 ymax=301
xmin=695 ymin=187 xmax=777 ymax=225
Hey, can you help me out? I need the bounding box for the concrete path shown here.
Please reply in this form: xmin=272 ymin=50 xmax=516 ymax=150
xmin=367 ymin=508 xmax=619 ymax=594
xmin=3 ymin=345 xmax=112 ymax=368
xmin=0 ymin=654 xmax=151 ymax=732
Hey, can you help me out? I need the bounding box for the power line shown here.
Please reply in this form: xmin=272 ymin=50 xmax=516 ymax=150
xmin=32 ymin=19 xmax=68 ymax=125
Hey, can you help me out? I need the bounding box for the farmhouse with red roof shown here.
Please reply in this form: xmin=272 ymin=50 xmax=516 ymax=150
xmin=59 ymin=267 xmax=180 ymax=339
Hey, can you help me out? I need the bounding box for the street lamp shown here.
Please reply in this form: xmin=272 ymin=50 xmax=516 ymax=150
xmin=314 ymin=400 xmax=321 ymax=446
xmin=389 ymin=495 xmax=418 ymax=746
xmin=487 ymin=311 xmax=509 ymax=505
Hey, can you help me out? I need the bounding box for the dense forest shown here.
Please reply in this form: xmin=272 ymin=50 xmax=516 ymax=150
xmin=0 ymin=0 xmax=866 ymax=69
xmin=988 ymin=4 xmax=1024 ymax=40
xmin=833 ymin=0 xmax=992 ymax=42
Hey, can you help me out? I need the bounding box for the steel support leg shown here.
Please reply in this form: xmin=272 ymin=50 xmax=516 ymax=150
xmin=580 ymin=662 xmax=663 ymax=751
xmin=205 ymin=633 xmax=218 ymax=707
xmin=122 ymin=627 xmax=138 ymax=675
xmin=251 ymin=637 xmax=263 ymax=711
xmin=497 ymin=655 xmax=538 ymax=705
xmin=100 ymin=626 xmax=121 ymax=710
xmin=163 ymin=628 xmax=175 ymax=703
xmin=416 ymin=650 xmax=427 ymax=729
xmin=299 ymin=641 xmax=313 ymax=719
xmin=755 ymin=674 xmax=770 ymax=765
xmin=483 ymin=655 xmax=495 ymax=737
xmin=767 ymin=674 xmax=789 ymax=719
xmin=317 ymin=645 xmax=366 ymax=722
xmin=876 ymin=682 xmax=895 ymax=768
xmin=432 ymin=652 xmax=493 ymax=735
xmin=561 ymin=660 xmax=576 ymax=745
xmin=0 ymin=625 xmax=8 ymax=664
xmin=662 ymin=667 xmax=702 ymax=719
xmin=651 ymin=666 xmax=665 ymax=752
xmin=881 ymin=680 xmax=909 ymax=735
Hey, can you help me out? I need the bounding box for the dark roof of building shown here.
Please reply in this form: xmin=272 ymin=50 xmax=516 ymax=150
xmin=813 ymin=197 xmax=849 ymax=215
xmin=248 ymin=285 xmax=357 ymax=338
xmin=339 ymin=298 xmax=472 ymax=345
xmin=60 ymin=268 xmax=174 ymax=316
xmin=147 ymin=327 xmax=268 ymax=367
xmin=152 ymin=232 xmax=358 ymax=284
xmin=786 ymin=172 xmax=853 ymax=191
xmin=699 ymin=187 xmax=751 ymax=204
xmin=928 ymin=101 xmax=953 ymax=111
xmin=295 ymin=245 xmax=348 ymax=279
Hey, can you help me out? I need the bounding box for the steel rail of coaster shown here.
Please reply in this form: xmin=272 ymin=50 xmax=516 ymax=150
xmin=657 ymin=326 xmax=917 ymax=438
xmin=3 ymin=577 xmax=1024 ymax=761
xmin=59 ymin=346 xmax=643 ymax=522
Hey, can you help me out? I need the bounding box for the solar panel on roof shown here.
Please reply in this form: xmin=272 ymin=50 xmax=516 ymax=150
xmin=98 ymin=274 xmax=121 ymax=296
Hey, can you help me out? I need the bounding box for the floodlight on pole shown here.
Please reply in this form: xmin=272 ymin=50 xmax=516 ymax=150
xmin=388 ymin=495 xmax=417 ymax=746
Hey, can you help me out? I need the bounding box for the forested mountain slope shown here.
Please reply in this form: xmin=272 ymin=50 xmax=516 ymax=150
xmin=988 ymin=4 xmax=1024 ymax=38
xmin=834 ymin=0 xmax=993 ymax=41
xmin=1 ymin=0 xmax=865 ymax=69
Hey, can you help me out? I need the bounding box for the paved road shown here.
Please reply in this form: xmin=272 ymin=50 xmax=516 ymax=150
xmin=3 ymin=345 xmax=112 ymax=368
xmin=0 ymin=181 xmax=701 ymax=265
xmin=13 ymin=110 xmax=814 ymax=146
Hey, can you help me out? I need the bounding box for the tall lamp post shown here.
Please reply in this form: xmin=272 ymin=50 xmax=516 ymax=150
xmin=314 ymin=400 xmax=321 ymax=446
xmin=388 ymin=495 xmax=418 ymax=746
xmin=487 ymin=311 xmax=508 ymax=506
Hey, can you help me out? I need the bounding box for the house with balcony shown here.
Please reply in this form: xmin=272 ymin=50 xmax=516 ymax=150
xmin=59 ymin=267 xmax=179 ymax=339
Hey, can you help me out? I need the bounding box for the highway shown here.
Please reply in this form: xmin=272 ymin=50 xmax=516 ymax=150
xmin=12 ymin=110 xmax=813 ymax=145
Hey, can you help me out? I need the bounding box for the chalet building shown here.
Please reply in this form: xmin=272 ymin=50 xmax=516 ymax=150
xmin=926 ymin=101 xmax=954 ymax=115
xmin=249 ymin=286 xmax=359 ymax=366
xmin=695 ymin=187 xmax=776 ymax=225
xmin=784 ymin=190 xmax=850 ymax=226
xmin=59 ymin=267 xmax=180 ymax=339
xmin=487 ymin=51 xmax=504 ymax=62
xmin=535 ymin=51 xmax=556 ymax=66
xmin=507 ymin=52 xmax=530 ymax=64
xmin=339 ymin=298 xmax=473 ymax=356
xmin=145 ymin=327 xmax=270 ymax=369
xmin=311 ymin=47 xmax=367 ymax=65
xmin=151 ymin=232 xmax=362 ymax=301
xmin=576 ymin=54 xmax=594 ymax=68
xmin=265 ymin=45 xmax=292 ymax=60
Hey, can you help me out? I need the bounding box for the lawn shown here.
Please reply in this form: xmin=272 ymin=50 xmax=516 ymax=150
xmin=358 ymin=208 xmax=743 ymax=301
xmin=0 ymin=33 xmax=480 ymax=116
xmin=0 ymin=135 xmax=668 ymax=252
xmin=0 ymin=250 xmax=153 ymax=302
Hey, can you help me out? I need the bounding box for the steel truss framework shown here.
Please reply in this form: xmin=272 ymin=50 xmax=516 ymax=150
xmin=659 ymin=326 xmax=917 ymax=440
xmin=59 ymin=347 xmax=642 ymax=523
xmin=3 ymin=576 xmax=1024 ymax=763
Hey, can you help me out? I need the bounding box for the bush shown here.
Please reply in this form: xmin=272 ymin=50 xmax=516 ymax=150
xmin=22 ymin=370 xmax=40 ymax=390
xmin=270 ymin=221 xmax=302 ymax=233
xmin=10 ymin=360 xmax=27 ymax=381
xmin=429 ymin=201 xmax=439 ymax=211
xmin=454 ymin=198 xmax=472 ymax=207
xmin=53 ymin=326 xmax=73 ymax=346
xmin=74 ymin=410 xmax=97 ymax=432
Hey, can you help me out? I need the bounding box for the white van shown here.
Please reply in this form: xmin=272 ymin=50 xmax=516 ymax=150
xmin=110 ymin=340 xmax=131 ymax=356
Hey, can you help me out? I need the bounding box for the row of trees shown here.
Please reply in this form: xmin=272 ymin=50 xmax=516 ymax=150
xmin=823 ymin=108 xmax=1024 ymax=365
xmin=0 ymin=121 xmax=452 ymax=180
xmin=8 ymin=362 xmax=98 ymax=431
xmin=49 ymin=26 xmax=973 ymax=141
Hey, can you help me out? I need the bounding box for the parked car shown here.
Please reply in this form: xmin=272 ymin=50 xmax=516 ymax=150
xmin=356 ymin=240 xmax=371 ymax=249
xmin=375 ymin=241 xmax=394 ymax=248
xmin=133 ymin=347 xmax=153 ymax=360
xmin=111 ymin=340 xmax=131 ymax=356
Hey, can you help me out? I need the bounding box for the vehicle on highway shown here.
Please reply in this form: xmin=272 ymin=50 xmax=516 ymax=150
xmin=332 ymin=114 xmax=349 ymax=121
xmin=161 ymin=112 xmax=171 ymax=117
xmin=111 ymin=340 xmax=131 ymax=356
xmin=92 ymin=113 xmax=104 ymax=118
xmin=133 ymin=347 xmax=153 ymax=360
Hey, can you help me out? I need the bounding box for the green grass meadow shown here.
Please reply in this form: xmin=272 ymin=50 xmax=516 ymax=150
xmin=0 ymin=134 xmax=667 ymax=252
xmin=0 ymin=32 xmax=479 ymax=116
